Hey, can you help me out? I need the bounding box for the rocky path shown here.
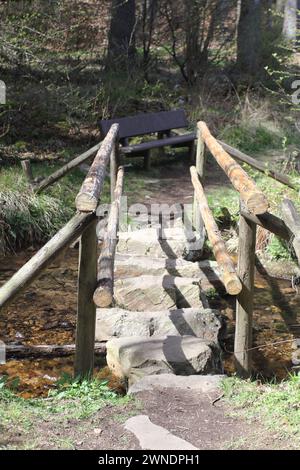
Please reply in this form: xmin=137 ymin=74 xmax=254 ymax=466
xmin=96 ymin=214 xmax=225 ymax=390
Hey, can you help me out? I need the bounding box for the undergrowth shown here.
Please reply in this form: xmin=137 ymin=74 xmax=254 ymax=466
xmin=222 ymin=374 xmax=300 ymax=443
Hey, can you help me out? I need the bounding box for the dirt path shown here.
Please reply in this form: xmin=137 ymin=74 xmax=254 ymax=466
xmin=2 ymin=384 xmax=293 ymax=450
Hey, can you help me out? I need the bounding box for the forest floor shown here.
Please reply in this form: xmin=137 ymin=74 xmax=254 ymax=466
xmin=1 ymin=374 xmax=299 ymax=450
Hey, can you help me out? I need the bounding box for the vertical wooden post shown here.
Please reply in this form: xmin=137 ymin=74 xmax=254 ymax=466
xmin=21 ymin=160 xmax=34 ymax=185
xmin=234 ymin=202 xmax=257 ymax=378
xmin=144 ymin=150 xmax=151 ymax=171
xmin=74 ymin=219 xmax=97 ymax=379
xmin=193 ymin=126 xmax=206 ymax=232
xmin=110 ymin=142 xmax=119 ymax=202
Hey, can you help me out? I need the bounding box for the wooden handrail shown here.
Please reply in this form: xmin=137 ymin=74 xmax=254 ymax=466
xmin=218 ymin=140 xmax=297 ymax=191
xmin=0 ymin=211 xmax=96 ymax=311
xmin=198 ymin=122 xmax=269 ymax=215
xmin=281 ymin=198 xmax=300 ymax=264
xmin=190 ymin=166 xmax=242 ymax=295
xmin=75 ymin=124 xmax=119 ymax=212
xmin=93 ymin=166 xmax=125 ymax=307
xmin=34 ymin=143 xmax=102 ymax=194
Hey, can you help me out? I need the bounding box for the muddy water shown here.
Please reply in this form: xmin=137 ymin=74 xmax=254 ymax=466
xmin=0 ymin=248 xmax=299 ymax=397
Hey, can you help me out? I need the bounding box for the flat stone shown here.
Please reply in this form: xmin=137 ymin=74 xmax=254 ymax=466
xmin=124 ymin=415 xmax=198 ymax=450
xmin=114 ymin=275 xmax=203 ymax=311
xmin=117 ymin=227 xmax=204 ymax=261
xmin=128 ymin=374 xmax=225 ymax=395
xmin=106 ymin=335 xmax=222 ymax=384
xmin=95 ymin=307 xmax=224 ymax=342
xmin=115 ymin=254 xmax=223 ymax=289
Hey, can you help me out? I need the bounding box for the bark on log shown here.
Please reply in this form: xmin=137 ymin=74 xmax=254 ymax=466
xmin=34 ymin=143 xmax=101 ymax=194
xmin=218 ymin=140 xmax=296 ymax=190
xmin=281 ymin=198 xmax=300 ymax=264
xmin=76 ymin=124 xmax=119 ymax=212
xmin=193 ymin=125 xmax=206 ymax=233
xmin=93 ymin=167 xmax=124 ymax=308
xmin=0 ymin=212 xmax=96 ymax=311
xmin=240 ymin=209 xmax=292 ymax=242
xmin=190 ymin=166 xmax=242 ymax=295
xmin=198 ymin=122 xmax=269 ymax=214
xmin=5 ymin=342 xmax=106 ymax=359
xmin=74 ymin=220 xmax=98 ymax=379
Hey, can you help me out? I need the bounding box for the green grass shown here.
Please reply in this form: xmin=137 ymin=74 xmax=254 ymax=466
xmin=0 ymin=374 xmax=131 ymax=449
xmin=222 ymin=374 xmax=300 ymax=441
xmin=0 ymin=158 xmax=148 ymax=255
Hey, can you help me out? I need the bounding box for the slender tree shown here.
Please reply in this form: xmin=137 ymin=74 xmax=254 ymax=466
xmin=237 ymin=0 xmax=263 ymax=75
xmin=107 ymin=0 xmax=136 ymax=65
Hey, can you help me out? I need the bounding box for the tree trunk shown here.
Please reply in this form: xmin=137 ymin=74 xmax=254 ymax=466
xmin=283 ymin=0 xmax=298 ymax=42
xmin=237 ymin=0 xmax=262 ymax=75
xmin=107 ymin=0 xmax=136 ymax=65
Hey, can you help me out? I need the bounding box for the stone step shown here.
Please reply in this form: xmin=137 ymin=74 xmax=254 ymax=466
xmin=114 ymin=275 xmax=204 ymax=311
xmin=124 ymin=415 xmax=198 ymax=450
xmin=115 ymin=254 xmax=223 ymax=291
xmin=95 ymin=307 xmax=224 ymax=342
xmin=117 ymin=227 xmax=204 ymax=261
xmin=106 ymin=335 xmax=223 ymax=385
xmin=127 ymin=373 xmax=225 ymax=395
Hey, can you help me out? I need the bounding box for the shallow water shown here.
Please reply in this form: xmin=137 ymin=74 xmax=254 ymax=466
xmin=0 ymin=248 xmax=299 ymax=397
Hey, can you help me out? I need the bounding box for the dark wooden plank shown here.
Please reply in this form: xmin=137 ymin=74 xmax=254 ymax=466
xmin=122 ymin=133 xmax=195 ymax=154
xmin=99 ymin=110 xmax=188 ymax=139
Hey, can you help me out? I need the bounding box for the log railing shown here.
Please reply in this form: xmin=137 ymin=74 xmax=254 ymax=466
xmin=192 ymin=120 xmax=299 ymax=378
xmin=0 ymin=124 xmax=120 ymax=379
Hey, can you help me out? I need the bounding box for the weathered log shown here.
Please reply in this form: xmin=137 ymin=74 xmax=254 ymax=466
xmin=5 ymin=342 xmax=106 ymax=359
xmin=0 ymin=212 xmax=96 ymax=311
xmin=190 ymin=166 xmax=242 ymax=295
xmin=21 ymin=159 xmax=34 ymax=185
xmin=218 ymin=140 xmax=296 ymax=190
xmin=198 ymin=122 xmax=269 ymax=215
xmin=110 ymin=142 xmax=119 ymax=201
xmin=240 ymin=209 xmax=292 ymax=241
xmin=34 ymin=143 xmax=101 ymax=194
xmin=281 ymin=198 xmax=300 ymax=264
xmin=74 ymin=219 xmax=98 ymax=379
xmin=234 ymin=203 xmax=257 ymax=377
xmin=76 ymin=124 xmax=119 ymax=212
xmin=193 ymin=125 xmax=206 ymax=233
xmin=93 ymin=167 xmax=125 ymax=308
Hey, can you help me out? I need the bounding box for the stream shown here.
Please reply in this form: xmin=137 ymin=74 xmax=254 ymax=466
xmin=0 ymin=247 xmax=300 ymax=397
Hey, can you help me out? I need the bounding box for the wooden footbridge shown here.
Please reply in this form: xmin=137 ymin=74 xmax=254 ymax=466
xmin=0 ymin=116 xmax=299 ymax=380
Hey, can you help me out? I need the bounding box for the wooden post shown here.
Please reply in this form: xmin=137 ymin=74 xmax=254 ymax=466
xmin=190 ymin=166 xmax=242 ymax=295
xmin=234 ymin=202 xmax=257 ymax=377
xmin=110 ymin=142 xmax=118 ymax=202
xmin=21 ymin=160 xmax=34 ymax=185
xmin=193 ymin=126 xmax=206 ymax=232
xmin=144 ymin=150 xmax=151 ymax=171
xmin=93 ymin=167 xmax=124 ymax=308
xmin=74 ymin=219 xmax=97 ymax=379
xmin=198 ymin=121 xmax=269 ymax=215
